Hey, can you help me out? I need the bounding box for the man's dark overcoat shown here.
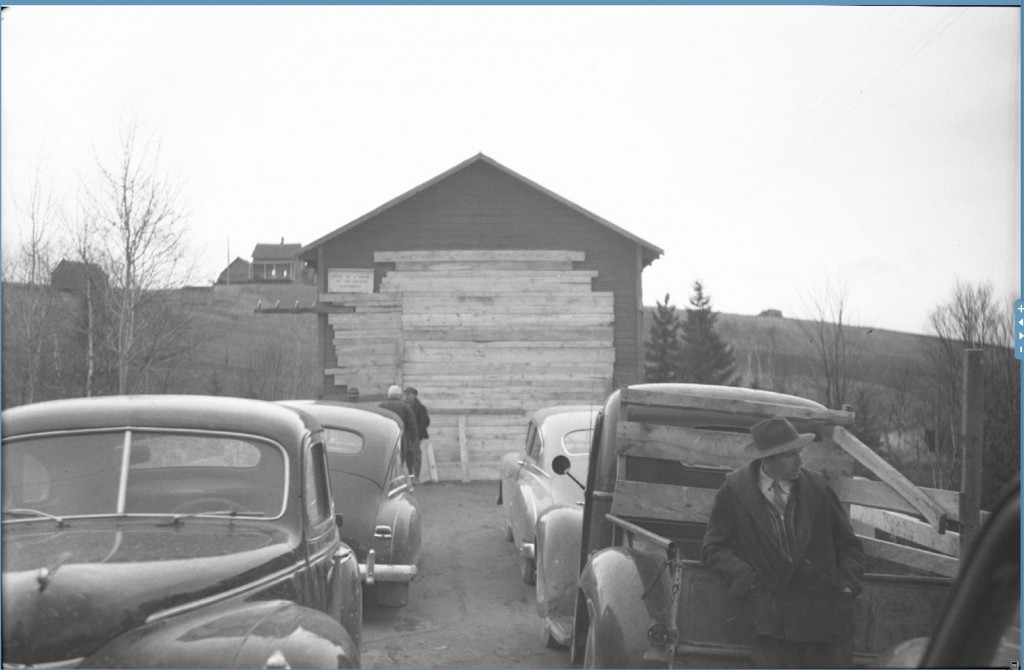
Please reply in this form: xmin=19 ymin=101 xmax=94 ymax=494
xmin=379 ymin=399 xmax=418 ymax=463
xmin=410 ymin=398 xmax=430 ymax=441
xmin=701 ymin=461 xmax=865 ymax=643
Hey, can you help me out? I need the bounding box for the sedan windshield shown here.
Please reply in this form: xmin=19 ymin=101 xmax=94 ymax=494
xmin=2 ymin=430 xmax=287 ymax=520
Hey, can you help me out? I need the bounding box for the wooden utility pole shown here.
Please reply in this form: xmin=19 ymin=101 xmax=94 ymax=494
xmin=959 ymin=348 xmax=984 ymax=561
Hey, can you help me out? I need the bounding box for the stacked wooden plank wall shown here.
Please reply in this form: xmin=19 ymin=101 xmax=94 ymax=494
xmin=323 ymin=294 xmax=402 ymax=396
xmin=324 ymin=249 xmax=615 ymax=481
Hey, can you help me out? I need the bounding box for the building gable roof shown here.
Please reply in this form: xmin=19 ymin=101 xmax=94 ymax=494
xmin=253 ymin=243 xmax=302 ymax=261
xmin=299 ymin=153 xmax=663 ymax=266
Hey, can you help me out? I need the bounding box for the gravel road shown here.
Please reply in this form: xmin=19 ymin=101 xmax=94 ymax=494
xmin=360 ymin=481 xmax=572 ymax=669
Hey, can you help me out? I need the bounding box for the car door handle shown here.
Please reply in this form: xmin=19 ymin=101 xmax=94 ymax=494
xmin=374 ymin=525 xmax=393 ymax=539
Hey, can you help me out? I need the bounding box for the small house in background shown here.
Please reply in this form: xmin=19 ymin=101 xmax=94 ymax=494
xmin=252 ymin=240 xmax=303 ymax=282
xmin=298 ymin=152 xmax=663 ymax=481
xmin=214 ymin=242 xmax=315 ymax=285
xmin=51 ymin=260 xmax=108 ymax=294
xmin=216 ymin=257 xmax=252 ymax=285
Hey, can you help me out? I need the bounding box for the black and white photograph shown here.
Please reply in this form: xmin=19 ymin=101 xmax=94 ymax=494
xmin=1 ymin=5 xmax=1019 ymax=668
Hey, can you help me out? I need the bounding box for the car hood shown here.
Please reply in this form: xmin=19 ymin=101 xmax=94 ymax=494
xmin=2 ymin=520 xmax=295 ymax=665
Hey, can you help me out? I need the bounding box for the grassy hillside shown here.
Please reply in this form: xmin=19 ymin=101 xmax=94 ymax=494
xmin=171 ymin=283 xmax=320 ymax=399
xmin=644 ymin=307 xmax=934 ymax=396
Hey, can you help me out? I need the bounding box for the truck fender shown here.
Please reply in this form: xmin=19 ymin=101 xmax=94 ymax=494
xmin=574 ymin=547 xmax=673 ymax=668
xmin=84 ymin=599 xmax=359 ymax=668
xmin=535 ymin=504 xmax=583 ymax=618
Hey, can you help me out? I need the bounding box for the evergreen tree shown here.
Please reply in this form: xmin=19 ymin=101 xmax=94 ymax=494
xmin=644 ymin=293 xmax=684 ymax=382
xmin=679 ymin=281 xmax=740 ymax=386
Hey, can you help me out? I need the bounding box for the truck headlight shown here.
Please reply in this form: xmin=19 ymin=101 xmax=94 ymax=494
xmin=647 ymin=623 xmax=670 ymax=647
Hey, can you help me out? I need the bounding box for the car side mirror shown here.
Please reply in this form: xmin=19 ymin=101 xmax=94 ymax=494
xmin=552 ymin=455 xmax=585 ymax=491
xmin=334 ymin=513 xmax=344 ymax=529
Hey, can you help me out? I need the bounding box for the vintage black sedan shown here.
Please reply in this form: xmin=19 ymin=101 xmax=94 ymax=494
xmin=280 ymin=401 xmax=421 ymax=607
xmin=1 ymin=395 xmax=363 ymax=668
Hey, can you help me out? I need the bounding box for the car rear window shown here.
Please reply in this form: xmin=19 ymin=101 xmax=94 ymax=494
xmin=562 ymin=428 xmax=594 ymax=455
xmin=324 ymin=428 xmax=363 ymax=455
xmin=131 ymin=433 xmax=265 ymax=468
xmin=3 ymin=430 xmax=287 ymax=519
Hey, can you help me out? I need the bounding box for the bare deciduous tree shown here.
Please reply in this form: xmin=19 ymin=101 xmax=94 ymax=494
xmin=86 ymin=125 xmax=199 ymax=394
xmin=2 ymin=176 xmax=64 ymax=406
xmin=64 ymin=204 xmax=109 ymax=397
xmin=241 ymin=335 xmax=319 ymax=401
xmin=798 ymin=282 xmax=871 ymax=410
xmin=877 ymin=359 xmax=924 ymax=466
xmin=921 ymin=281 xmax=1019 ymax=504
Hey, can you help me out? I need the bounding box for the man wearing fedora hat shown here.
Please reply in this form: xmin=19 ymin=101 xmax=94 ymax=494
xmin=701 ymin=415 xmax=865 ymax=668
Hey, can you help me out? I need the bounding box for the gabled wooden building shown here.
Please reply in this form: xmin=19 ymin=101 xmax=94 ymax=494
xmin=252 ymin=241 xmax=303 ymax=282
xmin=299 ymin=153 xmax=662 ymax=480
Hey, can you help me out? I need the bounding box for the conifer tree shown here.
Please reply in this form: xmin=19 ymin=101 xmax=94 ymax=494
xmin=644 ymin=293 xmax=684 ymax=382
xmin=679 ymin=281 xmax=740 ymax=386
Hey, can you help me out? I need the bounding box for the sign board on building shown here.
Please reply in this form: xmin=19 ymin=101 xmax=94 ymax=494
xmin=327 ymin=268 xmax=375 ymax=294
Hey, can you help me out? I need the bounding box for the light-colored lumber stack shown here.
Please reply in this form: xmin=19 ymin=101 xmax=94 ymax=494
xmin=325 ymin=250 xmax=615 ymax=480
xmin=322 ymin=293 xmax=402 ymax=396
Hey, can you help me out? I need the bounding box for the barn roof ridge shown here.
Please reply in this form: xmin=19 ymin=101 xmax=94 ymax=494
xmin=298 ymin=153 xmax=663 ymax=263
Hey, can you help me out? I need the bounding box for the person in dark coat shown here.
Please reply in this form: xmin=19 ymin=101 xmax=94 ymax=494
xmin=403 ymin=387 xmax=430 ymax=481
xmin=379 ymin=385 xmax=418 ymax=478
xmin=701 ymin=415 xmax=865 ymax=668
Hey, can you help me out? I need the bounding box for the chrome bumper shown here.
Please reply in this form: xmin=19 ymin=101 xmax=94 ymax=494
xmin=358 ymin=549 xmax=418 ymax=585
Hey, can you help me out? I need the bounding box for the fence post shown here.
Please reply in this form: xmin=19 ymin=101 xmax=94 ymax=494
xmin=458 ymin=414 xmax=471 ymax=483
xmin=959 ymin=348 xmax=984 ymax=560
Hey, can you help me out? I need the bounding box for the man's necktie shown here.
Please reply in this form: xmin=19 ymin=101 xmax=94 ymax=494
xmin=770 ymin=479 xmax=787 ymax=516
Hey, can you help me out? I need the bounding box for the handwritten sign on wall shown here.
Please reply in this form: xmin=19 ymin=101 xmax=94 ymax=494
xmin=327 ymin=269 xmax=375 ymax=294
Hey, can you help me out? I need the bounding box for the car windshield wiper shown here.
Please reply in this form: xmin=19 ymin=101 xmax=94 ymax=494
xmin=156 ymin=510 xmax=266 ymax=527
xmin=3 ymin=508 xmax=68 ymax=527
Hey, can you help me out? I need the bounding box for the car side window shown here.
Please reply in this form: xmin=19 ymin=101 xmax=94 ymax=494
xmin=524 ymin=423 xmax=541 ymax=462
xmin=305 ymin=441 xmax=332 ymax=526
xmin=562 ymin=428 xmax=594 ymax=455
xmin=325 ymin=428 xmax=363 ymax=455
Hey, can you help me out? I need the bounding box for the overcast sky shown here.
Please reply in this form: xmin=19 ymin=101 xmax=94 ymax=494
xmin=2 ymin=5 xmax=1019 ymax=336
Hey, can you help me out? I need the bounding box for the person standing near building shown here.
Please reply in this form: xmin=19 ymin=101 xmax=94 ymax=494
xmin=404 ymin=387 xmax=430 ymax=482
xmin=701 ymin=415 xmax=865 ymax=668
xmin=379 ymin=385 xmax=418 ymax=480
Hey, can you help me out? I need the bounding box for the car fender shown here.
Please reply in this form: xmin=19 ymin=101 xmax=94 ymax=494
xmin=575 ymin=547 xmax=673 ymax=668
xmin=535 ymin=504 xmax=583 ymax=618
xmin=327 ymin=545 xmax=364 ymax=648
xmin=511 ymin=477 xmax=539 ymax=550
xmin=83 ymin=599 xmax=359 ymax=668
xmin=374 ymin=493 xmax=421 ymax=565
xmin=388 ymin=493 xmax=423 ymax=568
xmin=372 ymin=491 xmax=422 ymax=577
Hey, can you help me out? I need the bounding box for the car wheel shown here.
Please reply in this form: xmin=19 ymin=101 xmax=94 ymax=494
xmin=521 ymin=554 xmax=536 ymax=586
xmin=504 ymin=519 xmax=514 ymax=542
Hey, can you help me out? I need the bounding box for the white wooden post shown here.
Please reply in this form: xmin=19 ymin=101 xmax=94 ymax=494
xmin=458 ymin=415 xmax=470 ymax=482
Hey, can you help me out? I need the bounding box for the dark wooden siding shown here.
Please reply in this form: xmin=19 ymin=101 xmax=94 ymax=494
xmin=314 ymin=160 xmax=645 ymax=391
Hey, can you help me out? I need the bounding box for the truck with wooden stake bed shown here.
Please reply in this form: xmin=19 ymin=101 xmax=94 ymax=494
xmin=538 ymin=383 xmax=967 ymax=668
